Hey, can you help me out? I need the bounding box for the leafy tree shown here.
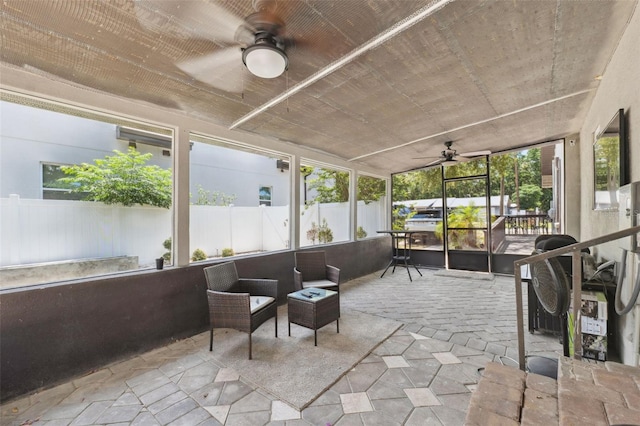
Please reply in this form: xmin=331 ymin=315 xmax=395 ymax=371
xmin=594 ymin=136 xmax=620 ymax=206
xmin=445 ymin=177 xmax=486 ymax=199
xmin=59 ymin=147 xmax=172 ymax=208
xmin=490 ymin=153 xmax=515 ymax=215
xmin=357 ymin=175 xmax=386 ymax=204
xmin=303 ymin=167 xmax=386 ymax=204
xmin=391 ymin=173 xmax=413 ymax=201
xmin=193 ymin=185 xmax=237 ymax=206
xmin=516 ymin=184 xmax=543 ymax=211
xmin=392 ymin=204 xmax=414 ymax=230
xmin=392 ymin=168 xmax=441 ymax=201
xmin=443 ymin=158 xmax=486 ymax=180
xmin=517 ymin=149 xmax=541 ymax=187
xmin=305 ymin=167 xmax=349 ymax=203
xmin=392 ymin=145 xmax=557 ymax=218
xmin=515 ymin=148 xmax=552 ymax=213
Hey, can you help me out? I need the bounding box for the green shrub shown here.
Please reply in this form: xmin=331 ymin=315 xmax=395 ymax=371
xmin=357 ymin=226 xmax=367 ymax=239
xmin=191 ymin=248 xmax=207 ymax=262
xmin=318 ymin=219 xmax=333 ymax=244
xmin=306 ymin=222 xmax=319 ymax=244
xmin=221 ymin=248 xmax=234 ymax=257
xmin=308 ymin=219 xmax=334 ymax=244
xmin=162 ymin=237 xmax=171 ymax=262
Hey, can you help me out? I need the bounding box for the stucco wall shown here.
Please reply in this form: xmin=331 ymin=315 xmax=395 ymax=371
xmin=564 ymin=133 xmax=581 ymax=237
xmin=0 ymin=101 xmax=290 ymax=206
xmin=580 ymin=5 xmax=640 ymax=365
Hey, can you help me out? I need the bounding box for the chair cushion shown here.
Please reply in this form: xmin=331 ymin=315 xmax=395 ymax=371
xmin=303 ymin=280 xmax=337 ymax=290
xmin=250 ymin=296 xmax=275 ymax=314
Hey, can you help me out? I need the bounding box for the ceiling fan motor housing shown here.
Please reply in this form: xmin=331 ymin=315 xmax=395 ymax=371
xmin=440 ymin=141 xmax=455 ymax=158
xmin=241 ymin=12 xmax=288 ymax=78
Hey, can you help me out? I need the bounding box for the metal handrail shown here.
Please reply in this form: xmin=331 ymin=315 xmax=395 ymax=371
xmin=513 ymin=225 xmax=640 ymax=370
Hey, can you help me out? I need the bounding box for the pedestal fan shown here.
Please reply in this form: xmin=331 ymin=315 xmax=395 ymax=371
xmin=515 ymin=253 xmax=571 ymax=378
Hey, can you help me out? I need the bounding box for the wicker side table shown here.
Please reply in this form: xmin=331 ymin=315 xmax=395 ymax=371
xmin=287 ymin=288 xmax=339 ymax=346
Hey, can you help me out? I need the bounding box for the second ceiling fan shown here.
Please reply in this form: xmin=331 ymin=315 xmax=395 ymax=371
xmin=421 ymin=141 xmax=491 ymax=166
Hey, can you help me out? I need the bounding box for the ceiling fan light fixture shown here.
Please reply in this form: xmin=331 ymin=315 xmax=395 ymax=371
xmin=242 ymin=42 xmax=288 ymax=78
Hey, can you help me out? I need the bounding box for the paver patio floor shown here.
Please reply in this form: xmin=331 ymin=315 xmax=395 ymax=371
xmin=1 ymin=268 xmax=561 ymax=425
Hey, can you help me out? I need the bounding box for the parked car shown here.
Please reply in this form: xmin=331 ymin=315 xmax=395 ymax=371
xmin=405 ymin=209 xmax=443 ymax=244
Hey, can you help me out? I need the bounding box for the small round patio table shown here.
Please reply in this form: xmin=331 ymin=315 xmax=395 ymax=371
xmin=377 ymin=230 xmax=423 ymax=282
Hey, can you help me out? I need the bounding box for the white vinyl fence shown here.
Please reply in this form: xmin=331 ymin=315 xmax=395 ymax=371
xmin=1 ymin=196 xmax=386 ymax=268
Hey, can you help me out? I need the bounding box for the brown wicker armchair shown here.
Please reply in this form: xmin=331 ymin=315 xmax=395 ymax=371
xmin=204 ymin=261 xmax=278 ymax=360
xmin=293 ymin=251 xmax=340 ymax=293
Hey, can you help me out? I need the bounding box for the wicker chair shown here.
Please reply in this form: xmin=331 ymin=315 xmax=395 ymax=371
xmin=204 ymin=261 xmax=278 ymax=360
xmin=293 ymin=251 xmax=340 ymax=293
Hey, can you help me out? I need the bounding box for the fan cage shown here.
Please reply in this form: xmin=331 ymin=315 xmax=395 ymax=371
xmin=530 ymin=255 xmax=570 ymax=317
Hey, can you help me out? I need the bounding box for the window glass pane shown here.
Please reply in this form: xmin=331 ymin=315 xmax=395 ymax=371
xmin=392 ymin=167 xmax=444 ymax=250
xmin=356 ymin=175 xmax=386 ymax=239
xmin=189 ymin=135 xmax=290 ymax=260
xmin=445 ymin=179 xmax=488 ymax=251
xmin=43 ymin=163 xmax=71 ymax=189
xmin=0 ymin=99 xmax=173 ymax=289
xmin=259 ymin=186 xmax=272 ymax=206
xmin=42 ymin=163 xmax=89 ymax=200
xmin=443 ymin=157 xmax=487 ymax=179
xmin=300 ymin=163 xmax=350 ymax=246
xmin=489 ymin=144 xmax=559 ymax=254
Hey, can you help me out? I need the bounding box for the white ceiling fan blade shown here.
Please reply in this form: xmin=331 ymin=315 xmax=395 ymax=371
xmin=135 ymin=0 xmax=251 ymax=45
xmin=177 ymin=48 xmax=248 ymax=93
xmin=459 ymin=150 xmax=491 ymax=157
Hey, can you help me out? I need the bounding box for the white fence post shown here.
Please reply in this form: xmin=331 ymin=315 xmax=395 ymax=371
xmin=8 ymin=194 xmax=21 ymax=265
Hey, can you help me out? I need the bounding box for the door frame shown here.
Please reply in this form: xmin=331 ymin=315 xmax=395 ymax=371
xmin=442 ymin=158 xmax=492 ymax=272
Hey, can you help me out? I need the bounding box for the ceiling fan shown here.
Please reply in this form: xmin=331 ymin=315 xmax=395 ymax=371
xmin=420 ymin=141 xmax=491 ymax=166
xmin=135 ymin=0 xmax=297 ymax=92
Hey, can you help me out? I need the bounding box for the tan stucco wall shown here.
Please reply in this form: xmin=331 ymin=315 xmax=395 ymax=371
xmin=564 ymin=133 xmax=581 ymax=237
xmin=580 ymin=5 xmax=640 ymax=365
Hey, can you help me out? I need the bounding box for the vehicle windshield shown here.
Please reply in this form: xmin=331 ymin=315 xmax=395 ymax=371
xmin=410 ymin=210 xmax=442 ymax=219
